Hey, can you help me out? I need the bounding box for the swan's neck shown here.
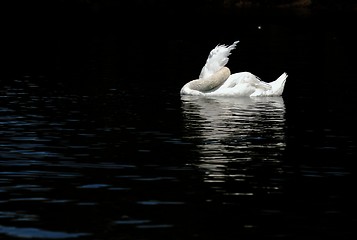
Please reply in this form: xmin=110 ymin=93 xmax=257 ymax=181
xmin=187 ymin=67 xmax=231 ymax=92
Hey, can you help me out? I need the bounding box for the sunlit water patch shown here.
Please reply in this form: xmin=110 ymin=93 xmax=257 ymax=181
xmin=181 ymin=96 xmax=287 ymax=198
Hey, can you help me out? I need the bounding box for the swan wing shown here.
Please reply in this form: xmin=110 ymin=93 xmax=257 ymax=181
xmin=227 ymin=72 xmax=272 ymax=90
xmin=199 ymin=40 xmax=239 ymax=79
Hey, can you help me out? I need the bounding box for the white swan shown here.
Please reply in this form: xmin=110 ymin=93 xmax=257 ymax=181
xmin=180 ymin=40 xmax=287 ymax=97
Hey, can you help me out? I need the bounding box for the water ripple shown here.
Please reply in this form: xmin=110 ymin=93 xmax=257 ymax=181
xmin=182 ymin=96 xmax=287 ymax=196
xmin=0 ymin=225 xmax=90 ymax=239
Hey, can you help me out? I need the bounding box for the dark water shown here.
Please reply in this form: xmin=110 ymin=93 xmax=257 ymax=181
xmin=1 ymin=6 xmax=357 ymax=240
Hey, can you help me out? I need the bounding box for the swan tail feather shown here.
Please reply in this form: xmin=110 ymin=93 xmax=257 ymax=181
xmin=269 ymin=72 xmax=288 ymax=96
xmin=254 ymin=75 xmax=272 ymax=91
xmin=250 ymin=72 xmax=288 ymax=97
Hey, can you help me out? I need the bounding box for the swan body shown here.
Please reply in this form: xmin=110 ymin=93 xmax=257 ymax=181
xmin=180 ymin=41 xmax=287 ymax=97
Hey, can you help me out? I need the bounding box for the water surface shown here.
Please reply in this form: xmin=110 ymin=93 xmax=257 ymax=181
xmin=1 ymin=8 xmax=357 ymax=240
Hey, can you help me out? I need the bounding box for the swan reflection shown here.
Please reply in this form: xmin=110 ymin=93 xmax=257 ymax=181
xmin=181 ymin=96 xmax=286 ymax=195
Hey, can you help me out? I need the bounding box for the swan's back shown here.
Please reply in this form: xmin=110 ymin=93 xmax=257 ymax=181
xmin=199 ymin=41 xmax=239 ymax=79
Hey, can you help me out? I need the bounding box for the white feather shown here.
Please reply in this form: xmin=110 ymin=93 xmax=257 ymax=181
xmin=180 ymin=40 xmax=287 ymax=97
xmin=199 ymin=41 xmax=239 ymax=79
xmin=250 ymin=72 xmax=288 ymax=97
